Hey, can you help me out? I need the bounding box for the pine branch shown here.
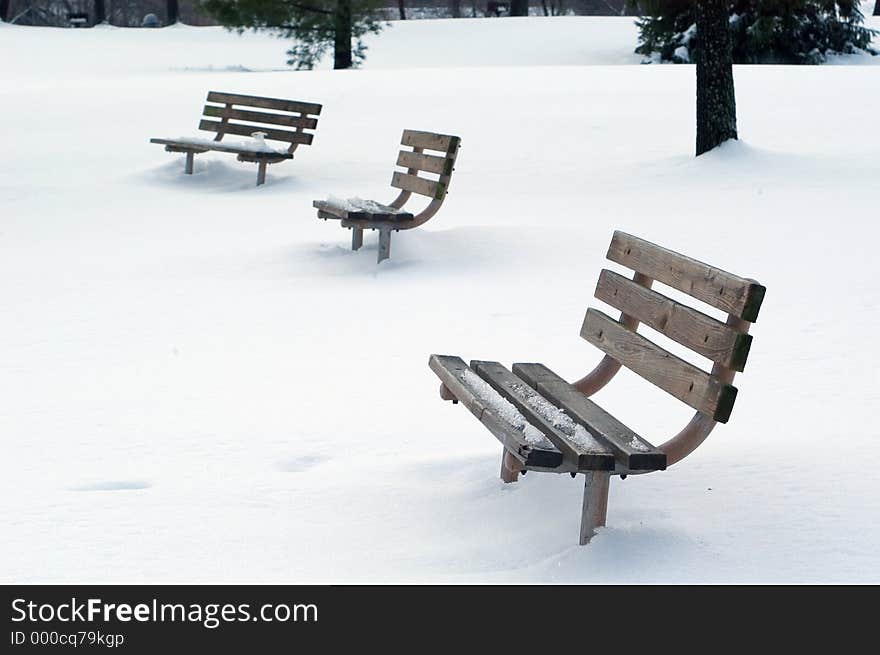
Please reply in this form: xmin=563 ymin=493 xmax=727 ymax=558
xmin=282 ymin=0 xmax=335 ymax=15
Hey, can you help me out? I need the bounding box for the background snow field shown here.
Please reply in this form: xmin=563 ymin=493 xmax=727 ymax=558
xmin=1 ymin=14 xmax=878 ymax=583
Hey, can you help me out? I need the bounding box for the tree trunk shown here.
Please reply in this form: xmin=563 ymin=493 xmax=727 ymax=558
xmin=510 ymin=0 xmax=529 ymax=16
xmin=874 ymin=0 xmax=879 ymax=16
xmin=0 ymin=0 xmax=9 ymax=22
xmin=93 ymin=0 xmax=106 ymax=24
xmin=695 ymin=0 xmax=737 ymax=156
xmin=451 ymin=0 xmax=461 ymax=17
xmin=334 ymin=0 xmax=353 ymax=69
xmin=398 ymin=0 xmax=406 ymax=19
xmin=167 ymin=0 xmax=179 ymax=24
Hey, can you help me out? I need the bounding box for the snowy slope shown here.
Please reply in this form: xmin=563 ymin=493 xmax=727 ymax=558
xmin=0 ymin=16 xmax=878 ymax=583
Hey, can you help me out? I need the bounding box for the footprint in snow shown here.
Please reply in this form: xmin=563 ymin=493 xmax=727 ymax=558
xmin=276 ymin=455 xmax=326 ymax=473
xmin=71 ymin=481 xmax=152 ymax=492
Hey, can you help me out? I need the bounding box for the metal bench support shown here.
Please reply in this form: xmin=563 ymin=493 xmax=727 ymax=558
xmin=185 ymin=152 xmax=194 ymax=175
xmin=351 ymin=227 xmax=364 ymax=251
xmin=256 ymin=161 xmax=268 ymax=186
xmin=580 ymin=472 xmax=610 ymax=545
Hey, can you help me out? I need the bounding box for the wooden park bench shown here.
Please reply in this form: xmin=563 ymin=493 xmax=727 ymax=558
xmin=150 ymin=92 xmax=322 ymax=186
xmin=313 ymin=129 xmax=461 ymax=263
xmin=430 ymin=231 xmax=766 ymax=545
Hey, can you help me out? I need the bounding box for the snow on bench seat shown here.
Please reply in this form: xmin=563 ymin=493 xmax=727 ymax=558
xmin=314 ymin=196 xmax=415 ymax=223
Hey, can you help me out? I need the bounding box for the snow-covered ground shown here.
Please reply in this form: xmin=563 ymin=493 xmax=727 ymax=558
xmin=1 ymin=14 xmax=878 ymax=583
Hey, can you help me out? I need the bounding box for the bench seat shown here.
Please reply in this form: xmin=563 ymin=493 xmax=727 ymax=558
xmin=313 ymin=199 xmax=415 ymax=223
xmin=429 ymin=355 xmax=665 ymax=474
xmin=150 ymin=137 xmax=294 ymax=162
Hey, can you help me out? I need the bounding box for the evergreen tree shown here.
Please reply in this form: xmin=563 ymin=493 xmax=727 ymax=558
xmin=511 ymin=0 xmax=529 ymax=16
xmin=695 ymin=0 xmax=737 ymax=155
xmin=167 ymin=0 xmax=179 ymax=24
xmin=0 ymin=0 xmax=9 ymax=22
xmin=201 ymin=0 xmax=385 ymax=70
xmin=636 ymin=0 xmax=878 ymax=64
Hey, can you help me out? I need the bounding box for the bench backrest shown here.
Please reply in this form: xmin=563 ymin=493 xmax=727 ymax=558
xmin=198 ymin=91 xmax=322 ymax=153
xmin=582 ymin=231 xmax=766 ymax=424
xmin=390 ymin=130 xmax=461 ymax=201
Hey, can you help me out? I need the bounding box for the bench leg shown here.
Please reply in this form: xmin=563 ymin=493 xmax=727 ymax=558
xmin=500 ymin=449 xmax=522 ymax=484
xmin=351 ymin=227 xmax=364 ymax=251
xmin=579 ymin=471 xmax=610 ymax=545
xmin=256 ymin=161 xmax=268 ymax=186
xmin=377 ymin=227 xmax=392 ymax=263
xmin=184 ymin=152 xmax=194 ymax=175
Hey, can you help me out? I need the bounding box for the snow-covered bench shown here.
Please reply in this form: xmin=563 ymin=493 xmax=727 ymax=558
xmin=430 ymin=231 xmax=766 ymax=545
xmin=150 ymin=92 xmax=322 ymax=186
xmin=313 ymin=129 xmax=461 ymax=263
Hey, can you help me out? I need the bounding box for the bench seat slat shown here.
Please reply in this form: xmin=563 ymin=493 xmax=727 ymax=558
xmin=607 ymin=231 xmax=766 ymax=322
xmin=206 ymin=91 xmax=322 ymax=116
xmin=512 ymin=363 xmax=666 ymax=472
xmin=401 ymin=130 xmax=459 ymax=153
xmin=581 ymin=309 xmax=738 ymax=423
xmin=396 ymin=150 xmax=454 ymax=176
xmin=199 ymin=119 xmax=314 ymax=145
xmin=596 ymin=269 xmax=753 ymax=371
xmin=149 ymin=138 xmax=293 ymax=160
xmin=203 ymin=105 xmax=318 ymax=130
xmin=428 ymin=355 xmax=564 ymax=470
xmin=471 ymin=361 xmax=615 ymax=471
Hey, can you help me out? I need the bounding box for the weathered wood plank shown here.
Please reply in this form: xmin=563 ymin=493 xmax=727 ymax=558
xmin=428 ymin=355 xmax=563 ymax=469
xmin=595 ymin=269 xmax=753 ymax=371
xmin=396 ymin=150 xmax=453 ymax=176
xmin=150 ymin=138 xmax=292 ymax=160
xmin=401 ymin=130 xmax=459 ymax=153
xmin=390 ymin=171 xmax=445 ymax=199
xmin=512 ymin=362 xmax=666 ymax=472
xmin=206 ymin=92 xmax=322 ymax=116
xmin=471 ymin=361 xmax=615 ymax=471
xmin=580 ymin=471 xmax=610 ymax=545
xmin=150 ymin=138 xmax=210 ymax=153
xmin=203 ymin=105 xmax=318 ymax=130
xmin=607 ymin=231 xmax=766 ymax=322
xmin=580 ymin=309 xmax=738 ymax=423
xmin=199 ymin=119 xmax=314 ymax=145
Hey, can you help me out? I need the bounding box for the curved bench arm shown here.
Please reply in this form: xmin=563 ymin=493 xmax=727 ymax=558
xmin=656 ymin=315 xmax=750 ymax=467
xmin=386 ymin=145 xmax=454 ymax=229
xmin=573 ymin=272 xmax=653 ymax=395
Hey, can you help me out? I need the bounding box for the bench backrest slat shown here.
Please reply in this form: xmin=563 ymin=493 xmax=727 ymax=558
xmin=391 ymin=171 xmax=446 ymax=200
xmin=595 ymin=269 xmax=753 ymax=371
xmin=205 ymin=91 xmax=322 ymax=116
xmin=607 ymin=231 xmax=766 ymax=322
xmin=396 ymin=150 xmax=453 ymax=176
xmin=401 ymin=129 xmax=458 ymax=152
xmin=581 ymin=309 xmax=738 ymax=423
xmin=203 ymin=105 xmax=318 ymax=130
xmin=199 ymin=119 xmax=314 ymax=145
